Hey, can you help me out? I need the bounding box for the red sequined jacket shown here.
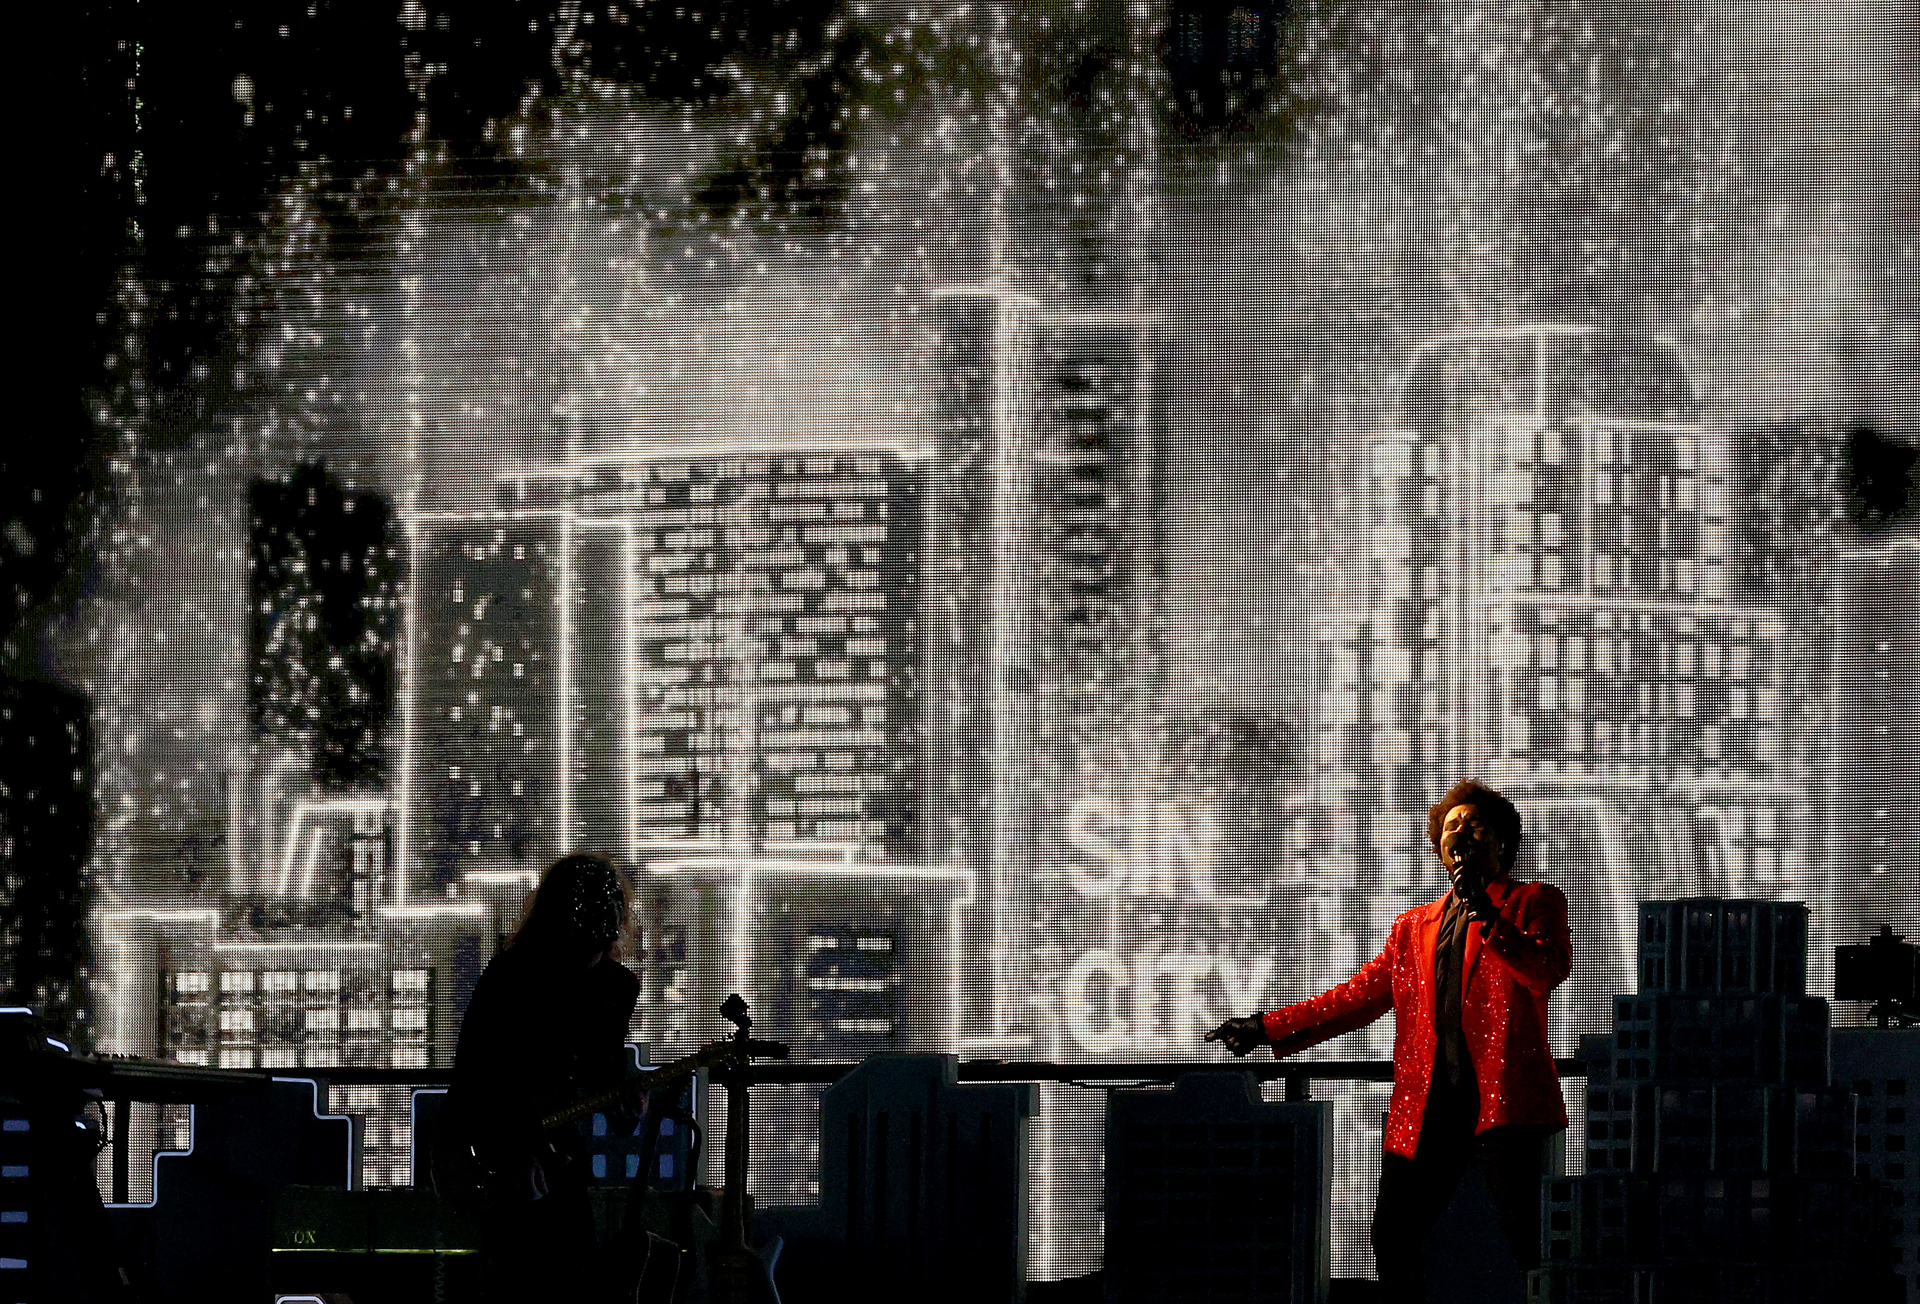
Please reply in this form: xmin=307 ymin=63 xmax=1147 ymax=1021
xmin=1259 ymin=875 xmax=1571 ymax=1158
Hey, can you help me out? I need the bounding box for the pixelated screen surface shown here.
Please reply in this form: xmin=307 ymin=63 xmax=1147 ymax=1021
xmin=16 ymin=0 xmax=1917 ymax=1281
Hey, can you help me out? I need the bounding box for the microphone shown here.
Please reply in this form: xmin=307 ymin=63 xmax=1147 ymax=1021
xmin=1448 ymin=845 xmax=1486 ymax=912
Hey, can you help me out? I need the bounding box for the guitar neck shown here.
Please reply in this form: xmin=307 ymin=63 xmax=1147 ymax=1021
xmin=536 ymin=1044 xmax=728 ymax=1133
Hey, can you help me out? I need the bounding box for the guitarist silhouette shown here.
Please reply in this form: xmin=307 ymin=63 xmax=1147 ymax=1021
xmin=442 ymin=853 xmax=640 ymax=1302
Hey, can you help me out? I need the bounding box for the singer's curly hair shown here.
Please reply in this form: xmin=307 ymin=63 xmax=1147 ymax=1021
xmin=1427 ymin=778 xmax=1523 ymax=874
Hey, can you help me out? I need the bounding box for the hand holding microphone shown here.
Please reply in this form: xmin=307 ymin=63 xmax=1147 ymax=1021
xmin=1445 ymin=831 xmax=1500 ymax=925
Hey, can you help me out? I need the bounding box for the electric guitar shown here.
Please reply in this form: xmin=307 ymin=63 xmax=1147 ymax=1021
xmin=700 ymin=993 xmax=790 ymax=1304
xmin=428 ymin=1035 xmax=749 ymax=1224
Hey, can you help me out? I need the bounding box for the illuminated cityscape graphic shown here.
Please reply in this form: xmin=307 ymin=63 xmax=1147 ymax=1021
xmin=9 ymin=0 xmax=1914 ymax=1285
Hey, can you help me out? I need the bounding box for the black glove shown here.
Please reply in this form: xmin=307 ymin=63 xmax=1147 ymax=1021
xmin=1204 ymin=1014 xmax=1269 ymax=1058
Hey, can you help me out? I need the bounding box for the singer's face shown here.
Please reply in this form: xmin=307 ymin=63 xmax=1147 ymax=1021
xmin=1437 ymin=803 xmax=1505 ymax=889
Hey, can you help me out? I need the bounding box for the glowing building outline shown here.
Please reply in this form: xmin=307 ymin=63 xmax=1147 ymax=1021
xmin=394 ymin=434 xmax=935 ymax=891
xmin=1305 ymin=322 xmax=1814 ymax=1048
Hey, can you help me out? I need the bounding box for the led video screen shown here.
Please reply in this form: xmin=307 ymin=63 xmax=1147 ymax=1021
xmin=13 ymin=0 xmax=1917 ymax=1280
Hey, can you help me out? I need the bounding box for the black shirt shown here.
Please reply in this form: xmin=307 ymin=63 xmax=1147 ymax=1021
xmin=449 ymin=942 xmax=641 ymax=1162
xmin=1431 ymin=891 xmax=1480 ymax=1124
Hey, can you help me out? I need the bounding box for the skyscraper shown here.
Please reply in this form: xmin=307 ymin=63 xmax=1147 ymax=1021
xmin=930 ymin=289 xmax=1163 ymax=1052
xmin=931 ymin=289 xmax=1167 ymax=1280
xmin=1312 ymin=324 xmax=1806 ymax=1051
xmin=1830 ymin=538 xmax=1920 ymax=943
xmin=401 ymin=447 xmax=927 ymax=873
xmin=399 ymin=513 xmax=566 ymax=891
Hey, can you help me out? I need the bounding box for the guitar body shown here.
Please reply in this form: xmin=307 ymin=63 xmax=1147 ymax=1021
xmin=429 ymin=1000 xmax=787 ymax=1304
xmin=435 ymin=1038 xmax=740 ymax=1229
xmin=425 ymin=1103 xmax=578 ymax=1225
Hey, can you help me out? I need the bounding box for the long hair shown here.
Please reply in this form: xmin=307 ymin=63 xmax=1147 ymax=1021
xmin=1427 ymin=778 xmax=1524 ymax=874
xmin=509 ymin=852 xmax=633 ymax=959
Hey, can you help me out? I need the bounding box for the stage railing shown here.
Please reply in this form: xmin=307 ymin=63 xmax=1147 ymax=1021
xmin=98 ymin=1056 xmax=1591 ymax=1199
xmin=297 ymin=1056 xmax=1590 ymax=1088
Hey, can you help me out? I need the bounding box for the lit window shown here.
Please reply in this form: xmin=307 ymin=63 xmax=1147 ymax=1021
xmin=1227 ymin=8 xmax=1259 ymax=66
xmin=1179 ymin=12 xmax=1203 ymax=60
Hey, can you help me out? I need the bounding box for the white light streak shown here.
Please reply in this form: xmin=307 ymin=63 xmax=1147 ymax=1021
xmin=97 ymin=909 xmax=222 ymax=925
xmin=559 ymin=511 xmax=574 ymax=854
xmin=496 ymin=433 xmax=937 ymax=474
xmin=396 ymin=518 xmax=421 ymax=904
xmin=276 ymin=797 xmax=394 ymax=896
xmin=623 ymin=521 xmax=639 ymax=862
xmin=462 ymin=869 xmax=544 ymax=886
xmin=642 ymin=856 xmax=976 ymax=904
xmin=210 ymin=941 xmax=382 ymax=951
xmin=374 ymin=903 xmax=491 ymax=918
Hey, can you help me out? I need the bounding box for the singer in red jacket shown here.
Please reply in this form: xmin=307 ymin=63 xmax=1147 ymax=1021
xmin=1208 ymin=778 xmax=1571 ymax=1300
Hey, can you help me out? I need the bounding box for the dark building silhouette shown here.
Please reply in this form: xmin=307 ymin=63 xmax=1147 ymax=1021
xmin=1105 ymin=1072 xmax=1331 ymax=1304
xmin=1832 ymin=1026 xmax=1920 ymax=1303
xmin=1162 ymin=0 xmax=1283 ymax=136
xmin=0 ymin=679 xmax=97 ymax=1049
xmin=1538 ymin=897 xmax=1903 ymax=1302
xmin=248 ymin=460 xmax=401 ymax=792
